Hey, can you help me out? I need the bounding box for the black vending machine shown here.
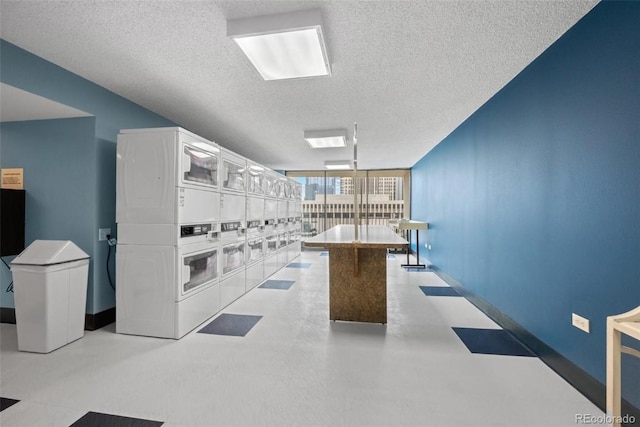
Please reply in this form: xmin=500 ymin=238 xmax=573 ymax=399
xmin=1 ymin=189 xmax=26 ymax=257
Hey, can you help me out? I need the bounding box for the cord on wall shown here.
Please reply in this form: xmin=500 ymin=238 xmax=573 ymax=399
xmin=105 ymin=234 xmax=116 ymax=291
xmin=1 ymin=257 xmax=13 ymax=293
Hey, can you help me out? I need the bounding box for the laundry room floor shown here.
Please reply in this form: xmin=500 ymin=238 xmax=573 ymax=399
xmin=0 ymin=250 xmax=603 ymax=426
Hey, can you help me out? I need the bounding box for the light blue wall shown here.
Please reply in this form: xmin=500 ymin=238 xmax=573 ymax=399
xmin=1 ymin=39 xmax=176 ymax=314
xmin=0 ymin=118 xmax=96 ymax=309
xmin=410 ymin=1 xmax=640 ymax=408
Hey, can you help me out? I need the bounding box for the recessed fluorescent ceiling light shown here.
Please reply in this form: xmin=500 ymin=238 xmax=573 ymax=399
xmin=304 ymin=129 xmax=347 ymax=148
xmin=325 ymin=160 xmax=352 ymax=170
xmin=227 ymin=9 xmax=331 ymax=81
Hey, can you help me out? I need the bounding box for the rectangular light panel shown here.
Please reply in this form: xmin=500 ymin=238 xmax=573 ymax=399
xmin=325 ymin=161 xmax=352 ymax=170
xmin=304 ymin=129 xmax=347 ymax=148
xmin=228 ymin=9 xmax=331 ymax=81
xmin=234 ymin=29 xmax=329 ymax=81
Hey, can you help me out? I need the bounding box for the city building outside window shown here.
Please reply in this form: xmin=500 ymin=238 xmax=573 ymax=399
xmin=287 ymin=170 xmax=410 ymax=241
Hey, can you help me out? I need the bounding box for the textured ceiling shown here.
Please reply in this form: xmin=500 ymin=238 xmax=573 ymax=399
xmin=0 ymin=0 xmax=598 ymax=171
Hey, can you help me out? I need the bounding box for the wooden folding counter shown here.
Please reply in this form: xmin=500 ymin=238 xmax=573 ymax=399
xmin=304 ymin=225 xmax=408 ymax=324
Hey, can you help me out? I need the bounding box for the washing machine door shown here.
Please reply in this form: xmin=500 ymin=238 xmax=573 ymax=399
xmin=179 ymin=245 xmax=218 ymax=300
xmin=278 ymin=232 xmax=288 ymax=250
xmin=264 ymin=234 xmax=278 ymax=256
xmin=221 ymin=241 xmax=246 ymax=277
xmin=247 ymin=238 xmax=264 ymax=263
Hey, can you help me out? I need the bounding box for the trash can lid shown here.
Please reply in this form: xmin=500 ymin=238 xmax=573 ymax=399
xmin=10 ymin=240 xmax=89 ymax=266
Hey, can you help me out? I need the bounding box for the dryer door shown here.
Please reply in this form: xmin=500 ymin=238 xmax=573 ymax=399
xmin=265 ymin=176 xmax=277 ymax=198
xmin=247 ymin=164 xmax=265 ymax=195
xmin=179 ymin=246 xmax=218 ymax=300
xmin=221 ymin=158 xmax=246 ymax=193
xmin=180 ymin=142 xmax=219 ymax=190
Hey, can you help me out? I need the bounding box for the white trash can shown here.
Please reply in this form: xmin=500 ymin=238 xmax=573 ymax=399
xmin=11 ymin=240 xmax=89 ymax=353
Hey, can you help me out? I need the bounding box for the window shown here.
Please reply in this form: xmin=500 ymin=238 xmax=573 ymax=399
xmin=287 ymin=169 xmax=410 ymax=242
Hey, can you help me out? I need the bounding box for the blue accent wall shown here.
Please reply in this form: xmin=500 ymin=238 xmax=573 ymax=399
xmin=411 ymin=1 xmax=639 ymax=408
xmin=1 ymin=39 xmax=176 ymax=314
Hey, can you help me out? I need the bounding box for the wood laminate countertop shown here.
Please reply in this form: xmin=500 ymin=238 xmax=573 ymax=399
xmin=304 ymin=225 xmax=408 ymax=249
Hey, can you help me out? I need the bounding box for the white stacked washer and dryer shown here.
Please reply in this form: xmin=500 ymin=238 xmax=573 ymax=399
xmin=115 ymin=127 xmax=221 ymax=339
xmin=263 ymin=170 xmax=280 ymax=277
xmin=275 ymin=175 xmax=289 ymax=269
xmin=218 ymin=148 xmax=247 ymax=308
xmin=245 ymin=160 xmax=266 ymax=292
xmin=288 ymin=182 xmax=302 ymax=262
xmin=115 ymin=127 xmax=302 ymax=339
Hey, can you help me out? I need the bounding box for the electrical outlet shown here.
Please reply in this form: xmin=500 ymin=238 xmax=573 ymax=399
xmin=572 ymin=313 xmax=590 ymax=333
xmin=428 ymin=244 xmax=432 ymax=250
xmin=99 ymin=228 xmax=111 ymax=241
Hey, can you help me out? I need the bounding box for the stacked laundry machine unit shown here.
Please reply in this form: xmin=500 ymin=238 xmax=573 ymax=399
xmin=281 ymin=178 xmax=295 ymax=264
xmin=115 ymin=128 xmax=221 ymax=339
xmin=245 ymin=160 xmax=265 ymax=291
xmin=115 ymin=127 xmax=303 ymax=339
xmin=219 ymin=148 xmax=248 ymax=308
xmin=275 ymin=176 xmax=290 ymax=269
xmin=263 ymin=170 xmax=280 ymax=277
xmin=288 ymin=182 xmax=303 ymax=262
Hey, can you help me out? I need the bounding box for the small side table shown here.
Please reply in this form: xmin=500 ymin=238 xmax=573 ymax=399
xmin=606 ymin=305 xmax=640 ymax=427
xmin=396 ymin=220 xmax=428 ymax=268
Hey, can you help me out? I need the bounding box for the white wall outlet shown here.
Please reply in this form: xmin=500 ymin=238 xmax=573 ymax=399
xmin=99 ymin=228 xmax=111 ymax=241
xmin=428 ymin=244 xmax=432 ymax=250
xmin=572 ymin=313 xmax=590 ymax=333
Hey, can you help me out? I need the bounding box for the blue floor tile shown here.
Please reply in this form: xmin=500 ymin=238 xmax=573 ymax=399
xmin=0 ymin=397 xmax=19 ymax=411
xmin=198 ymin=313 xmax=262 ymax=337
xmin=70 ymin=412 xmax=163 ymax=426
xmin=452 ymin=328 xmax=535 ymax=357
xmin=259 ymin=279 xmax=295 ymax=290
xmin=419 ymin=286 xmax=461 ymax=297
xmin=286 ymin=262 xmax=311 ymax=268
